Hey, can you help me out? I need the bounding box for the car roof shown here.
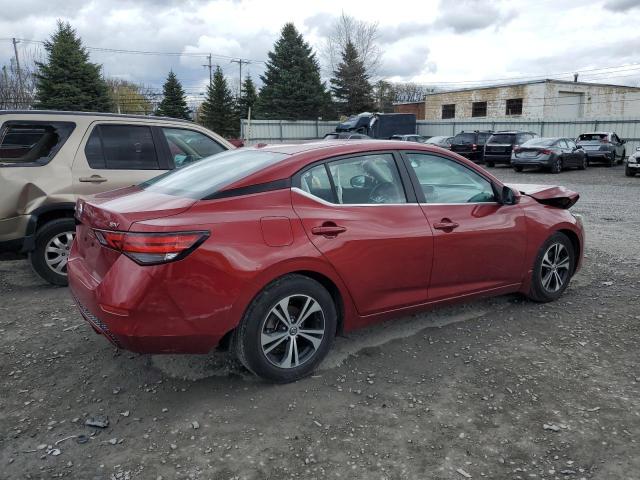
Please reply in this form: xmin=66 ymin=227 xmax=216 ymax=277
xmin=0 ymin=109 xmax=194 ymax=124
xmin=221 ymin=140 xmax=504 ymax=192
xmin=578 ymin=132 xmax=612 ymax=135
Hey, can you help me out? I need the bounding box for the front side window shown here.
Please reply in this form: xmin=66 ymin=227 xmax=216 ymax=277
xmin=472 ymin=102 xmax=487 ymax=117
xmin=162 ymin=128 xmax=226 ymax=168
xmin=478 ymin=132 xmax=491 ymax=144
xmin=0 ymin=121 xmax=75 ymax=166
xmin=85 ymin=124 xmax=160 ymax=170
xmin=406 ymin=153 xmax=497 ymax=204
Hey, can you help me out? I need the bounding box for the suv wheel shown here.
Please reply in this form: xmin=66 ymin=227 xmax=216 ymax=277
xmin=578 ymin=155 xmax=587 ymax=170
xmin=29 ymin=218 xmax=76 ymax=286
xmin=620 ymin=150 xmax=626 ymax=165
xmin=527 ymin=232 xmax=575 ymax=303
xmin=234 ymin=274 xmax=337 ymax=383
xmin=607 ymin=154 xmax=615 ymax=167
xmin=486 ymin=161 xmax=495 ymax=168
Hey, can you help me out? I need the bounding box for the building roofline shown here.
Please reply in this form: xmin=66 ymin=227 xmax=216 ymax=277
xmin=0 ymin=110 xmax=194 ymax=123
xmin=426 ymin=79 xmax=640 ymax=96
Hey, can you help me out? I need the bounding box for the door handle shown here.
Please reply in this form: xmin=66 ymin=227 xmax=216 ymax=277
xmin=311 ymin=223 xmax=347 ymax=237
xmin=79 ymin=175 xmax=107 ymax=183
xmin=433 ymin=219 xmax=459 ymax=231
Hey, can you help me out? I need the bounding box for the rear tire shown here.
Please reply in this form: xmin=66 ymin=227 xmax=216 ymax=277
xmin=527 ymin=232 xmax=575 ymax=303
xmin=234 ymin=274 xmax=337 ymax=383
xmin=29 ymin=218 xmax=76 ymax=286
xmin=607 ymin=155 xmax=615 ymax=167
xmin=486 ymin=161 xmax=495 ymax=168
xmin=626 ymin=166 xmax=636 ymax=177
xmin=551 ymin=157 xmax=562 ymax=174
xmin=513 ymin=166 xmax=523 ymax=172
xmin=619 ymin=150 xmax=625 ymax=165
xmin=578 ymin=155 xmax=587 ymax=170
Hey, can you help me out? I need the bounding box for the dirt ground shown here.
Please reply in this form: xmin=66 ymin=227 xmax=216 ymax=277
xmin=1 ymin=164 xmax=639 ymax=480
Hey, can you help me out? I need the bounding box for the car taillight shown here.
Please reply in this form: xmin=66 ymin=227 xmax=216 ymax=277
xmin=513 ymin=146 xmax=521 ymax=153
xmin=94 ymin=230 xmax=209 ymax=265
xmin=600 ymin=139 xmax=609 ymax=143
xmin=541 ymin=149 xmax=553 ymax=155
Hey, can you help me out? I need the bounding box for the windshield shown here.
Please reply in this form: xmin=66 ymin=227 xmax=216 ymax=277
xmin=141 ymin=149 xmax=288 ymax=199
xmin=453 ymin=133 xmax=475 ymax=144
xmin=487 ymin=134 xmax=516 ymax=144
xmin=522 ymin=138 xmax=556 ymax=147
xmin=578 ymin=133 xmax=607 ymax=142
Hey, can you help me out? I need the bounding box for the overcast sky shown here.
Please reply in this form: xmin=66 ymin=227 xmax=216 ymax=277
xmin=1 ymin=0 xmax=639 ymax=99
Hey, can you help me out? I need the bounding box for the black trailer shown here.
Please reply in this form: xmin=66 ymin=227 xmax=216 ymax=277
xmin=334 ymin=112 xmax=416 ymax=139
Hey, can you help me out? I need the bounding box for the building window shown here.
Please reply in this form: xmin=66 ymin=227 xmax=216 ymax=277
xmin=441 ymin=104 xmax=455 ymax=119
xmin=471 ymin=101 xmax=487 ymax=117
xmin=506 ymin=98 xmax=523 ymax=116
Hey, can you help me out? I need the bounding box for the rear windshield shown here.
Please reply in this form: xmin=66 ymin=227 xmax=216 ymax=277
xmin=487 ymin=134 xmax=516 ymax=144
xmin=578 ymin=133 xmax=607 ymax=141
xmin=141 ymin=149 xmax=288 ymax=199
xmin=453 ymin=133 xmax=475 ymax=144
xmin=522 ymin=138 xmax=556 ymax=147
xmin=0 ymin=121 xmax=75 ymax=166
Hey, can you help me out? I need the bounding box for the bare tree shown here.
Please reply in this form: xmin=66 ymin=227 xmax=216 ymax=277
xmin=105 ymin=78 xmax=154 ymax=115
xmin=391 ymin=82 xmax=440 ymax=103
xmin=322 ymin=12 xmax=382 ymax=78
xmin=0 ymin=59 xmax=37 ymax=110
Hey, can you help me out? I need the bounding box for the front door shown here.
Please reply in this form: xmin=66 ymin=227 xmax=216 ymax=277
xmin=291 ymin=152 xmax=433 ymax=316
xmin=403 ymin=151 xmax=527 ymax=300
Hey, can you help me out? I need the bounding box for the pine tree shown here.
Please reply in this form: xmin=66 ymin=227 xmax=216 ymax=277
xmin=35 ymin=21 xmax=112 ymax=112
xmin=257 ymin=23 xmax=329 ymax=120
xmin=199 ymin=66 xmax=238 ymax=137
xmin=156 ymin=71 xmax=190 ymax=120
xmin=330 ymin=40 xmax=374 ymax=115
xmin=237 ymin=75 xmax=258 ymax=120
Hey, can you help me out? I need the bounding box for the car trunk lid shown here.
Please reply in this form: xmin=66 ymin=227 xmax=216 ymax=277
xmin=507 ymin=183 xmax=579 ymax=209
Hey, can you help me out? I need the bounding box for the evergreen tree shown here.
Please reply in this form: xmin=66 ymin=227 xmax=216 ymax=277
xmin=257 ymin=23 xmax=329 ymax=119
xmin=237 ymin=75 xmax=258 ymax=120
xmin=35 ymin=21 xmax=112 ymax=112
xmin=156 ymin=71 xmax=190 ymax=120
xmin=330 ymin=40 xmax=374 ymax=115
xmin=199 ymin=66 xmax=238 ymax=137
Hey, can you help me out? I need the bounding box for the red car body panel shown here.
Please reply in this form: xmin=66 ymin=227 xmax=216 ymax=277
xmin=68 ymin=141 xmax=585 ymax=354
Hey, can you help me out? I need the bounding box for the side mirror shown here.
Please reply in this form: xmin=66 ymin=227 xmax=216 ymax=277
xmin=500 ymin=185 xmax=519 ymax=205
xmin=350 ymin=175 xmax=367 ymax=188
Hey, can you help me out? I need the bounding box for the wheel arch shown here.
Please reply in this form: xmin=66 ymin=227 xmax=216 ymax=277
xmin=557 ymin=228 xmax=581 ymax=274
xmin=23 ymin=202 xmax=76 ymax=252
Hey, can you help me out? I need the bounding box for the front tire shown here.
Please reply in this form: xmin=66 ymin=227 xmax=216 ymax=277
xmin=234 ymin=274 xmax=337 ymax=383
xmin=550 ymin=157 xmax=562 ymax=174
xmin=578 ymin=155 xmax=587 ymax=170
xmin=527 ymin=232 xmax=575 ymax=303
xmin=29 ymin=218 xmax=76 ymax=286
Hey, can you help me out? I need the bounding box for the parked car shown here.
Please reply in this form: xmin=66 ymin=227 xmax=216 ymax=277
xmin=323 ymin=132 xmax=371 ymax=140
xmin=625 ymin=146 xmax=640 ymax=177
xmin=389 ymin=134 xmax=427 ymax=143
xmin=511 ymin=137 xmax=587 ymax=173
xmin=449 ymin=130 xmax=493 ymax=163
xmin=424 ymin=135 xmax=454 ymax=149
xmin=576 ymin=132 xmax=626 ymax=167
xmin=0 ymin=110 xmax=233 ymax=285
xmin=484 ymin=131 xmax=537 ymax=167
xmin=69 ymin=140 xmax=584 ymax=383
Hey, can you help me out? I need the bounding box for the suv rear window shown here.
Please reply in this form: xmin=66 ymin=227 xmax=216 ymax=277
xmin=141 ymin=149 xmax=287 ymax=199
xmin=453 ymin=133 xmax=475 ymax=144
xmin=0 ymin=121 xmax=75 ymax=166
xmin=85 ymin=124 xmax=160 ymax=170
xmin=487 ymin=134 xmax=516 ymax=144
xmin=578 ymin=133 xmax=607 ymax=141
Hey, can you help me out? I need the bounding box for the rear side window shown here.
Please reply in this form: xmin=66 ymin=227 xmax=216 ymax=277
xmin=0 ymin=121 xmax=75 ymax=166
xmin=85 ymin=124 xmax=160 ymax=170
xmin=142 ymin=149 xmax=287 ymax=199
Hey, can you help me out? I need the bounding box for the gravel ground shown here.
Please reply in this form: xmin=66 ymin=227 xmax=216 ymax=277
xmin=1 ymin=163 xmax=639 ymax=480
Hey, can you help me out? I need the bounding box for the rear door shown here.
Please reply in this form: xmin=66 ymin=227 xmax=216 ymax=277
xmin=72 ymin=122 xmax=171 ymax=197
xmin=402 ymin=151 xmax=527 ymax=300
xmin=291 ymin=152 xmax=433 ymax=316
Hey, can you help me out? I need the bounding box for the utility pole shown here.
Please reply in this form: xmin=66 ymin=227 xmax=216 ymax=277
xmin=230 ymin=58 xmax=251 ymax=99
xmin=12 ymin=38 xmax=24 ymax=102
xmin=202 ymin=54 xmax=212 ymax=86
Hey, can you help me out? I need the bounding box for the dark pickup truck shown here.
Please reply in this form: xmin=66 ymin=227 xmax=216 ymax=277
xmin=449 ymin=130 xmax=493 ymax=163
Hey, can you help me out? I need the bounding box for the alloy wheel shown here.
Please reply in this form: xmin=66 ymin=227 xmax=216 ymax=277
xmin=260 ymin=294 xmax=325 ymax=369
xmin=45 ymin=231 xmax=74 ymax=276
xmin=540 ymin=243 xmax=570 ymax=292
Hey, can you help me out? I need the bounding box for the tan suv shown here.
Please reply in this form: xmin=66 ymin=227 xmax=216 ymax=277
xmin=0 ymin=110 xmax=233 ymax=285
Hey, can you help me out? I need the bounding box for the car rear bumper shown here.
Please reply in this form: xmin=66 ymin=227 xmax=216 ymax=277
xmin=67 ymin=246 xmax=231 ymax=354
xmin=627 ymin=162 xmax=640 ymax=170
xmin=484 ymin=153 xmax=512 ymax=164
xmin=511 ymin=157 xmax=552 ymax=167
xmin=584 ymin=152 xmax=614 ymax=162
xmin=452 ymin=150 xmax=483 ymax=162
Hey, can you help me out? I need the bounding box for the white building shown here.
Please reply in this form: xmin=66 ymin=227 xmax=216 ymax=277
xmin=423 ymin=79 xmax=640 ymax=121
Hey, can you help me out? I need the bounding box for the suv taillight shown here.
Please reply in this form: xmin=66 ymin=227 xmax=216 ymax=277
xmin=471 ymin=143 xmax=477 ymax=150
xmin=94 ymin=230 xmax=209 ymax=265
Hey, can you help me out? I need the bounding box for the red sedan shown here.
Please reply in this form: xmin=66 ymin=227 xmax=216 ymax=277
xmin=69 ymin=141 xmax=584 ymax=382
